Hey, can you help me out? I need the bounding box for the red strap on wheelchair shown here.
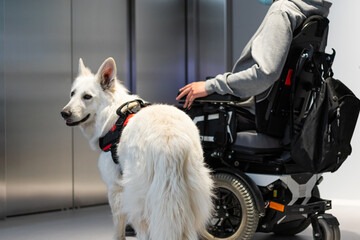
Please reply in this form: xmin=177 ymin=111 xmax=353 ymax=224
xmin=285 ymin=69 xmax=293 ymax=86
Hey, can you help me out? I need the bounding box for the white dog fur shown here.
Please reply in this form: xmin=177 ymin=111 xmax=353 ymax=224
xmin=61 ymin=57 xmax=214 ymax=240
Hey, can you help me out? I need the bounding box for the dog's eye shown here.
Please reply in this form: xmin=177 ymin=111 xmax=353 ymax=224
xmin=83 ymin=94 xmax=92 ymax=100
xmin=70 ymin=91 xmax=75 ymax=97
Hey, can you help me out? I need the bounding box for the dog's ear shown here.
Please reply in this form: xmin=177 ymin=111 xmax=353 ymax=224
xmin=97 ymin=57 xmax=117 ymax=91
xmin=78 ymin=58 xmax=87 ymax=75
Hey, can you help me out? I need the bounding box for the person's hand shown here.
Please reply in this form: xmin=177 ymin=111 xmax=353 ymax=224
xmin=176 ymin=81 xmax=208 ymax=108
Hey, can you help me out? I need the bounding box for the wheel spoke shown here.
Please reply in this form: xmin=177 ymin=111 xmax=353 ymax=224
xmin=225 ymin=218 xmax=235 ymax=231
xmin=214 ymin=218 xmax=221 ymax=227
xmin=229 ymin=214 xmax=242 ymax=220
xmin=208 ymin=187 xmax=243 ymax=237
xmin=220 ymin=192 xmax=231 ymax=204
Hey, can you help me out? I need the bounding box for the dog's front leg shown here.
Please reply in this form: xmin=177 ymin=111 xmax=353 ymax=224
xmin=113 ymin=213 xmax=126 ymax=240
xmin=108 ymin=187 xmax=126 ymax=240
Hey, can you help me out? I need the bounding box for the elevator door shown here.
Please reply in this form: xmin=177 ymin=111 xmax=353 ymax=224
xmin=135 ymin=0 xmax=186 ymax=104
xmin=232 ymin=0 xmax=268 ymax=63
xmin=198 ymin=0 xmax=227 ymax=80
xmin=0 ymin=0 xmax=5 ymax=219
xmin=4 ymin=0 xmax=73 ymax=216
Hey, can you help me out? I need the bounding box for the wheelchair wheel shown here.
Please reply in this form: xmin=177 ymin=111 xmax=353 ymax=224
xmin=332 ymin=226 xmax=341 ymax=240
xmin=203 ymin=173 xmax=259 ymax=240
xmin=313 ymin=218 xmax=341 ymax=240
xmin=332 ymin=223 xmax=341 ymax=240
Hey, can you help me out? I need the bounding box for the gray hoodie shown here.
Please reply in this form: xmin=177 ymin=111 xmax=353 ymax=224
xmin=205 ymin=0 xmax=332 ymax=113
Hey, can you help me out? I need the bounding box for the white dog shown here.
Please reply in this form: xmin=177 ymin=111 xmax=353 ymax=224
xmin=61 ymin=57 xmax=214 ymax=240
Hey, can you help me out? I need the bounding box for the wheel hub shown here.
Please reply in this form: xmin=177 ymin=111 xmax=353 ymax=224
xmin=208 ymin=187 xmax=243 ymax=238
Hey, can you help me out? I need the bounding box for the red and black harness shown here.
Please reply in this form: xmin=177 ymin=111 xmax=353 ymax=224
xmin=99 ymin=99 xmax=150 ymax=164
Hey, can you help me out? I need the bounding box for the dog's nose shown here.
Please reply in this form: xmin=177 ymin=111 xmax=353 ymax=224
xmin=61 ymin=110 xmax=72 ymax=119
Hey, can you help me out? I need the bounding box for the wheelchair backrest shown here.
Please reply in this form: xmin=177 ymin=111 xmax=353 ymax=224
xmin=255 ymin=15 xmax=332 ymax=138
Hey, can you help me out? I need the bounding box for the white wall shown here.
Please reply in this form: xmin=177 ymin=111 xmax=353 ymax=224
xmin=320 ymin=1 xmax=360 ymax=203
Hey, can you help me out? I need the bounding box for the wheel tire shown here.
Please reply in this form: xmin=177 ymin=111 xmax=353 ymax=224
xmin=332 ymin=223 xmax=341 ymax=240
xmin=273 ymin=186 xmax=320 ymax=236
xmin=202 ymin=173 xmax=259 ymax=240
xmin=314 ymin=218 xmax=334 ymax=240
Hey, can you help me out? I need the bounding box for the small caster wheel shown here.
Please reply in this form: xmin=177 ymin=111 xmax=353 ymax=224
xmin=331 ymin=223 xmax=340 ymax=240
xmin=313 ymin=218 xmax=341 ymax=240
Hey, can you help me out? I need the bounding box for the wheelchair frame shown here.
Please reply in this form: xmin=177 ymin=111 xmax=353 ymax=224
xmin=194 ymin=99 xmax=340 ymax=240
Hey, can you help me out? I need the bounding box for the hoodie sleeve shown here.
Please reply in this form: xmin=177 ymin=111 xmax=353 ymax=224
xmin=205 ymin=10 xmax=293 ymax=98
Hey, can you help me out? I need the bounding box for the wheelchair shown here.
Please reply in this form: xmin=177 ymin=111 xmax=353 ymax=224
xmin=180 ymin=16 xmax=345 ymax=240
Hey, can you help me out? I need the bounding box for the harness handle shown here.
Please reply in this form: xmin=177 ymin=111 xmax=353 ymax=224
xmin=116 ymin=99 xmax=147 ymax=116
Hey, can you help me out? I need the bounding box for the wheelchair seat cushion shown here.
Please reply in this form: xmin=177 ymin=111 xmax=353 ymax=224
xmin=234 ymin=131 xmax=283 ymax=151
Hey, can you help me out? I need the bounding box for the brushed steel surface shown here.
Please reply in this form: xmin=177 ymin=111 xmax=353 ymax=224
xmin=135 ymin=0 xmax=186 ymax=104
xmin=198 ymin=0 xmax=226 ymax=80
xmin=72 ymin=0 xmax=129 ymax=87
xmin=4 ymin=0 xmax=73 ymax=216
xmin=71 ymin=0 xmax=129 ymax=207
xmin=232 ymin=0 xmax=268 ymax=64
xmin=186 ymin=0 xmax=199 ymax=84
xmin=0 ymin=0 xmax=5 ymax=219
xmin=224 ymin=0 xmax=233 ymax=72
xmin=188 ymin=0 xmax=267 ymax=82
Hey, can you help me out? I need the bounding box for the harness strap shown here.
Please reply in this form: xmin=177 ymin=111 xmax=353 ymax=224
xmin=99 ymin=99 xmax=149 ymax=165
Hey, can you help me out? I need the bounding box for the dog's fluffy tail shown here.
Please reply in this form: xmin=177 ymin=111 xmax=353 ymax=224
xmin=143 ymin=130 xmax=213 ymax=240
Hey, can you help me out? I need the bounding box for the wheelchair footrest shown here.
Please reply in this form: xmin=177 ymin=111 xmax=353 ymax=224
xmin=284 ymin=197 xmax=332 ymax=215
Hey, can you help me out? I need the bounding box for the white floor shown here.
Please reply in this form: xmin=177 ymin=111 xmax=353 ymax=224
xmin=0 ymin=202 xmax=359 ymax=240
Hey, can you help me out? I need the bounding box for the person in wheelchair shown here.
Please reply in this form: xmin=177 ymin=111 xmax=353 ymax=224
xmin=176 ymin=1 xmax=360 ymax=239
xmin=176 ymin=0 xmax=332 ymax=132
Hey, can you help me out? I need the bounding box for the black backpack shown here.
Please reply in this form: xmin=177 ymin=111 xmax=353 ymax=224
xmin=291 ymin=77 xmax=360 ymax=173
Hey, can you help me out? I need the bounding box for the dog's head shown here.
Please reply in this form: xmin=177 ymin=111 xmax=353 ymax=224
xmin=61 ymin=57 xmax=117 ymax=127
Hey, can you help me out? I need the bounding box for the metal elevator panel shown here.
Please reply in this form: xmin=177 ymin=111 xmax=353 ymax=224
xmin=71 ymin=0 xmax=129 ymax=207
xmin=197 ymin=0 xmax=226 ymax=81
xmin=0 ymin=0 xmax=5 ymax=219
xmin=232 ymin=0 xmax=269 ymax=64
xmin=193 ymin=0 xmax=268 ymax=82
xmin=135 ymin=0 xmax=186 ymax=104
xmin=4 ymin=0 xmax=73 ymax=216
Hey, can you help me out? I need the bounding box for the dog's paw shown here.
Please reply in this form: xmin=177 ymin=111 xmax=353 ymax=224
xmin=125 ymin=225 xmax=136 ymax=237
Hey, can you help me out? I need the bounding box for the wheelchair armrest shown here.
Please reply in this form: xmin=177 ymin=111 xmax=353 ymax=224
xmin=178 ymin=92 xmax=242 ymax=103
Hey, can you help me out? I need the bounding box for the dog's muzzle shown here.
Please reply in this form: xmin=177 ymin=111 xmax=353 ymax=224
xmin=61 ymin=110 xmax=90 ymax=126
